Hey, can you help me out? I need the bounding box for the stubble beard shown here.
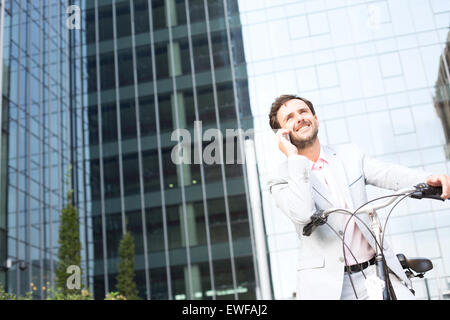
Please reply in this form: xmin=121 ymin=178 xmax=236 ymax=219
xmin=290 ymin=126 xmax=319 ymax=150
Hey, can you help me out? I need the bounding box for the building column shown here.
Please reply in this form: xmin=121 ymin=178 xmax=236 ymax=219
xmin=0 ymin=0 xmax=6 ymax=287
xmin=167 ymin=1 xmax=201 ymax=296
xmin=165 ymin=0 xmax=177 ymax=28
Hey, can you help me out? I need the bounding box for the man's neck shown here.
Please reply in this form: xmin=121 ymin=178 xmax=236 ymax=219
xmin=297 ymin=138 xmax=321 ymax=162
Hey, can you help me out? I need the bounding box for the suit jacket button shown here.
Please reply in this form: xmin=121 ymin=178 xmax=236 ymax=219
xmin=338 ymin=231 xmax=344 ymax=236
xmin=339 ymin=257 xmax=344 ymax=263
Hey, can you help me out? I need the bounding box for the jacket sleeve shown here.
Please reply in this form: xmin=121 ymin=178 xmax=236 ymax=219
xmin=356 ymin=144 xmax=432 ymax=191
xmin=267 ymin=155 xmax=315 ymax=225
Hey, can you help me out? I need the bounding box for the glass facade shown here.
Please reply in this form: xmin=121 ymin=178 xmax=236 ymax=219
xmin=434 ymin=31 xmax=450 ymax=159
xmin=0 ymin=0 xmax=6 ymax=289
xmin=78 ymin=0 xmax=258 ymax=300
xmin=0 ymin=0 xmax=74 ymax=298
xmin=242 ymin=0 xmax=450 ymax=299
xmin=0 ymin=0 xmax=262 ymax=300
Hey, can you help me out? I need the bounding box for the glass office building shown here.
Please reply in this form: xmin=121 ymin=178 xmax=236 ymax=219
xmin=434 ymin=31 xmax=450 ymax=160
xmin=0 ymin=0 xmax=6 ymax=290
xmin=1 ymin=0 xmax=264 ymax=300
xmin=0 ymin=0 xmax=75 ymax=298
xmin=79 ymin=0 xmax=259 ymax=300
xmin=241 ymin=0 xmax=450 ymax=299
xmin=3 ymin=0 xmax=448 ymax=301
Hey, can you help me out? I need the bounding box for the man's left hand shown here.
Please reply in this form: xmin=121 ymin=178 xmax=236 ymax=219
xmin=426 ymin=174 xmax=450 ymax=199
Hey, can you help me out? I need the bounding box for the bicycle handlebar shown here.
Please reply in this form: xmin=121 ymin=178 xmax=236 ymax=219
xmin=302 ymin=183 xmax=445 ymax=237
xmin=410 ymin=183 xmax=444 ymax=201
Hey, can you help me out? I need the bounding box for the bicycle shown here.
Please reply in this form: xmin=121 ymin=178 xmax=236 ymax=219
xmin=302 ymin=183 xmax=446 ymax=300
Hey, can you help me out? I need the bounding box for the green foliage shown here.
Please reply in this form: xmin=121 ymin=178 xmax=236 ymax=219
xmin=1 ymin=166 xmax=143 ymax=301
xmin=55 ymin=187 xmax=82 ymax=295
xmin=46 ymin=286 xmax=93 ymax=300
xmin=0 ymin=283 xmax=32 ymax=300
xmin=1 ymin=282 xmax=137 ymax=300
xmin=0 ymin=283 xmax=17 ymax=300
xmin=116 ymin=231 xmax=140 ymax=300
xmin=105 ymin=291 xmax=127 ymax=300
xmin=17 ymin=291 xmax=33 ymax=300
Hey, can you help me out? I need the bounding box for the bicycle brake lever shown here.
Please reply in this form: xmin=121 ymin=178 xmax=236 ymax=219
xmin=303 ymin=210 xmax=327 ymax=236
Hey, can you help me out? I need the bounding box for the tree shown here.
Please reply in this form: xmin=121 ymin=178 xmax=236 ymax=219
xmin=55 ymin=187 xmax=82 ymax=295
xmin=116 ymin=230 xmax=139 ymax=300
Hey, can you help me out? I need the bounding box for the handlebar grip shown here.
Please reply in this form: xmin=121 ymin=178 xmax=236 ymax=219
xmin=302 ymin=221 xmax=317 ymax=237
xmin=411 ymin=183 xmax=445 ymax=201
xmin=302 ymin=210 xmax=327 ymax=237
xmin=421 ymin=194 xmax=444 ymax=201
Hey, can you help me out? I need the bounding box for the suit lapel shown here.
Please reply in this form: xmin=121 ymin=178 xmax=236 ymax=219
xmin=310 ymin=171 xmax=334 ymax=208
xmin=276 ymin=156 xmax=334 ymax=208
xmin=324 ymin=147 xmax=352 ymax=209
xmin=323 ymin=146 xmax=377 ymax=250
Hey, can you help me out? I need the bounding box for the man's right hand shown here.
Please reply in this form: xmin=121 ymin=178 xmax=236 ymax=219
xmin=276 ymin=128 xmax=298 ymax=158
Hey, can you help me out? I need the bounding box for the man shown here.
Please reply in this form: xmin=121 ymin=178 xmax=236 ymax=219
xmin=267 ymin=94 xmax=450 ymax=300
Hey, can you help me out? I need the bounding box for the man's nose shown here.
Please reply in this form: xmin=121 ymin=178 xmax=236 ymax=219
xmin=294 ymin=113 xmax=304 ymax=125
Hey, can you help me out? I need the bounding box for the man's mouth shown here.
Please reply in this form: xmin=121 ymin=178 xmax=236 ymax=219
xmin=295 ymin=122 xmax=311 ymax=133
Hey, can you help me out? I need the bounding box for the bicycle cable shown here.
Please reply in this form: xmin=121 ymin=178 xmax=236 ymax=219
xmin=323 ymin=209 xmax=393 ymax=299
xmin=380 ymin=192 xmax=415 ymax=256
xmin=345 ymin=191 xmax=418 ymax=299
xmin=321 ymin=208 xmax=367 ymax=274
xmin=304 ymin=191 xmax=415 ymax=299
xmin=318 ymin=206 xmax=383 ymax=299
xmin=341 ymin=194 xmax=401 ymax=261
xmin=377 ymin=190 xmax=438 ymax=299
xmin=337 ymin=210 xmax=386 ymax=299
xmin=336 ymin=192 xmax=414 ymax=299
xmin=342 ymin=191 xmax=414 ymax=252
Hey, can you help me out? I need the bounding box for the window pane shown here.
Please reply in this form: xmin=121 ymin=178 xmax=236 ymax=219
xmin=103 ymin=156 xmax=121 ymax=199
xmin=134 ymin=0 xmax=150 ymax=34
xmin=120 ymin=99 xmax=137 ymax=140
xmin=98 ymin=5 xmax=113 ymax=42
xmin=118 ymin=48 xmax=134 ymax=87
xmin=152 ymin=0 xmax=166 ymax=30
xmin=116 ymin=2 xmax=131 ymax=38
xmin=139 ymin=96 xmax=156 ymax=137
xmin=142 ymin=149 xmax=160 ymax=192
xmin=101 ymin=103 xmax=117 ymax=143
xmin=100 ymin=52 xmax=116 ymax=90
xmin=136 ymin=45 xmax=153 ymax=83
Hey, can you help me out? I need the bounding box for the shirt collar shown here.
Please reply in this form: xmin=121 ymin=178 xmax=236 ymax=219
xmin=309 ymin=147 xmax=330 ymax=170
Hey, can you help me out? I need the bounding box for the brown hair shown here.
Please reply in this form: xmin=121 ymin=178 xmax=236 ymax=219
xmin=269 ymin=95 xmax=315 ymax=129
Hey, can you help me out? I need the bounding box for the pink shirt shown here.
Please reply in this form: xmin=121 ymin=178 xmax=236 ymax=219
xmin=310 ymin=148 xmax=375 ymax=266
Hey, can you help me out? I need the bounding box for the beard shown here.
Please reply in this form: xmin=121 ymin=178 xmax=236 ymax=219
xmin=289 ymin=121 xmax=319 ymax=150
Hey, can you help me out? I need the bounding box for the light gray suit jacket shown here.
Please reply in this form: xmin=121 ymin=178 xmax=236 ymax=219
xmin=267 ymin=143 xmax=431 ymax=300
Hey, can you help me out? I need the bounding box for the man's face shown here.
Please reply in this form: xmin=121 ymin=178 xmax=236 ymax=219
xmin=276 ymin=99 xmax=319 ymax=149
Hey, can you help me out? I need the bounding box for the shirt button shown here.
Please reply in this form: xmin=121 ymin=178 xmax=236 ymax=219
xmin=339 ymin=257 xmax=344 ymax=263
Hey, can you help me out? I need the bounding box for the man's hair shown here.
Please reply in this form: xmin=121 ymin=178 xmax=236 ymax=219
xmin=269 ymin=95 xmax=315 ymax=129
